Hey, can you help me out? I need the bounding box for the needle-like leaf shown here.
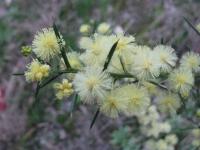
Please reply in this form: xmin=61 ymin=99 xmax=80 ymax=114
xmin=184 ymin=17 xmax=200 ymax=36
xmin=90 ymin=108 xmax=100 ymax=129
xmin=119 ymin=56 xmax=127 ymax=73
xmin=53 ymin=23 xmax=72 ymax=69
xmin=12 ymin=72 xmax=24 ymax=76
xmin=103 ymin=40 xmax=119 ymax=71
xmin=70 ymin=94 xmax=80 ymax=117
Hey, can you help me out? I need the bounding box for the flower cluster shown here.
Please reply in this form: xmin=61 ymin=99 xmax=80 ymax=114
xmin=25 ymin=60 xmax=50 ymax=82
xmin=20 ymin=22 xmax=200 ymax=125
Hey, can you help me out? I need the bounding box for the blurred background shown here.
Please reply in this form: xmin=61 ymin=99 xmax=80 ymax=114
xmin=0 ymin=0 xmax=200 ymax=149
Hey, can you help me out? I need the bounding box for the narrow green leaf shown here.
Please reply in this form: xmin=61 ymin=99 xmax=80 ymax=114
xmin=184 ymin=17 xmax=200 ymax=36
xmin=39 ymin=69 xmax=78 ymax=89
xmin=103 ymin=40 xmax=119 ymax=71
xmin=35 ymin=83 xmax=40 ymax=99
xmin=39 ymin=73 xmax=61 ymax=89
xmin=90 ymin=108 xmax=100 ymax=129
xmin=12 ymin=72 xmax=24 ymax=76
xmin=160 ymin=38 xmax=164 ymax=44
xmin=70 ymin=94 xmax=80 ymax=117
xmin=53 ymin=23 xmax=72 ymax=69
xmin=119 ymin=56 xmax=126 ymax=73
xmin=148 ymin=80 xmax=168 ymax=91
xmin=109 ymin=73 xmax=135 ymax=79
xmin=53 ymin=23 xmax=61 ymax=39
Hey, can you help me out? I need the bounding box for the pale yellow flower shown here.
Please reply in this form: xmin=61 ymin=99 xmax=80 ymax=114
xmin=97 ymin=22 xmax=110 ymax=34
xmin=156 ymin=92 xmax=181 ymax=113
xmin=54 ymin=79 xmax=74 ymax=99
xmin=168 ymin=68 xmax=194 ymax=96
xmin=32 ymin=28 xmax=61 ymax=61
xmin=25 ymin=60 xmax=50 ymax=82
xmin=79 ymin=34 xmax=116 ymax=66
xmin=100 ymin=88 xmax=128 ymax=118
xmin=120 ymin=84 xmax=150 ymax=116
xmin=132 ymin=47 xmax=160 ymax=80
xmin=80 ymin=24 xmax=91 ymax=34
xmin=180 ymin=52 xmax=200 ymax=72
xmin=153 ymin=45 xmax=177 ymax=72
xmin=73 ymin=66 xmax=112 ymax=103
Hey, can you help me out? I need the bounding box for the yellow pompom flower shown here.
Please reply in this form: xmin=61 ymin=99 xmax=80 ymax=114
xmin=108 ymin=52 xmax=134 ymax=74
xmin=180 ymin=52 xmax=200 ymax=72
xmin=80 ymin=24 xmax=91 ymax=34
xmin=79 ymin=34 xmax=116 ymax=66
xmin=156 ymin=92 xmax=181 ymax=113
xmin=73 ymin=66 xmax=112 ymax=103
xmin=120 ymin=84 xmax=150 ymax=116
xmin=97 ymin=22 xmax=110 ymax=34
xmin=168 ymin=68 xmax=194 ymax=96
xmin=25 ymin=60 xmax=50 ymax=82
xmin=32 ymin=28 xmax=61 ymax=61
xmin=100 ymin=88 xmax=128 ymax=118
xmin=114 ymin=34 xmax=135 ymax=55
xmin=153 ymin=45 xmax=177 ymax=72
xmin=132 ymin=47 xmax=160 ymax=80
xmin=54 ymin=79 xmax=73 ymax=99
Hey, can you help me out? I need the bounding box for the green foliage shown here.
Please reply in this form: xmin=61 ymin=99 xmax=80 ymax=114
xmin=0 ymin=21 xmax=12 ymax=67
xmin=75 ymin=0 xmax=94 ymax=20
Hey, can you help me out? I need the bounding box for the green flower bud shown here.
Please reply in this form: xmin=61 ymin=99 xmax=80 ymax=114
xmin=21 ymin=46 xmax=32 ymax=57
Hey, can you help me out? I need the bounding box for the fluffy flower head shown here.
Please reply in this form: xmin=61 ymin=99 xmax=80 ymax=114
xmin=156 ymin=92 xmax=181 ymax=113
xmin=100 ymin=88 xmax=128 ymax=118
xmin=120 ymin=84 xmax=150 ymax=116
xmin=169 ymin=68 xmax=194 ymax=96
xmin=79 ymin=34 xmax=116 ymax=66
xmin=32 ymin=28 xmax=61 ymax=61
xmin=114 ymin=34 xmax=135 ymax=55
xmin=153 ymin=45 xmax=177 ymax=72
xmin=73 ymin=67 xmax=112 ymax=103
xmin=180 ymin=52 xmax=200 ymax=72
xmin=132 ymin=47 xmax=160 ymax=80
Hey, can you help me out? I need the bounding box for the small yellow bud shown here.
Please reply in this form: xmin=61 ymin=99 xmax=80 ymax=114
xmin=80 ymin=24 xmax=91 ymax=35
xmin=21 ymin=46 xmax=32 ymax=57
xmin=97 ymin=22 xmax=110 ymax=34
